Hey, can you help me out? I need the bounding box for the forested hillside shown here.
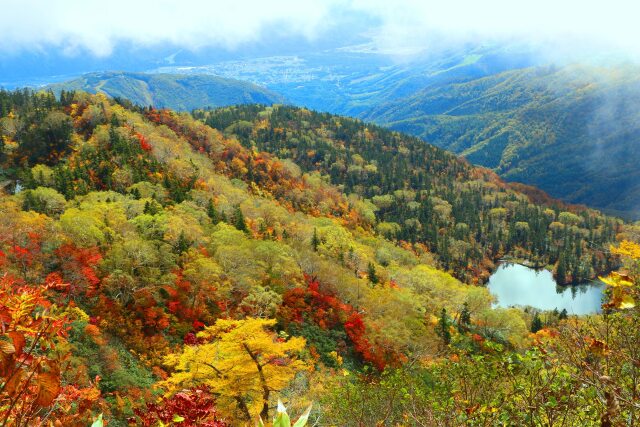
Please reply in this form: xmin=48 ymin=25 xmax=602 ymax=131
xmin=362 ymin=64 xmax=640 ymax=218
xmin=0 ymin=89 xmax=635 ymax=426
xmin=195 ymin=104 xmax=619 ymax=284
xmin=47 ymin=71 xmax=284 ymax=111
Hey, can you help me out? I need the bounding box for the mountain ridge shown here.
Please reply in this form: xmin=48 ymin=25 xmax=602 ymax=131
xmin=363 ymin=64 xmax=640 ymax=217
xmin=46 ymin=71 xmax=285 ymax=111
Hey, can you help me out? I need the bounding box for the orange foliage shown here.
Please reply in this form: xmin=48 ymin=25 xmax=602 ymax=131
xmin=0 ymin=274 xmax=101 ymax=426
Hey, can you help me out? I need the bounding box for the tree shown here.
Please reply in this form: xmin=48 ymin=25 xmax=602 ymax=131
xmin=174 ymin=230 xmax=192 ymax=255
xmin=162 ymin=318 xmax=308 ymax=421
xmin=437 ymin=308 xmax=451 ymax=346
xmin=0 ymin=275 xmax=101 ymax=426
xmin=556 ymin=255 xmax=567 ymax=284
xmin=365 ymin=262 xmax=377 ymax=285
xmin=233 ymin=205 xmax=248 ymax=232
xmin=18 ymin=110 xmax=73 ymax=165
xmin=530 ymin=312 xmax=543 ymax=333
xmin=458 ymin=302 xmax=471 ymax=331
xmin=207 ymin=199 xmax=220 ymax=224
xmin=311 ymin=227 xmax=320 ymax=252
xmin=21 ymin=187 xmax=67 ymax=217
xmin=134 ymin=386 xmax=227 ymax=427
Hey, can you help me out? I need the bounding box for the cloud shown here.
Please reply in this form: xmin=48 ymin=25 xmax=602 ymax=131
xmin=0 ymin=0 xmax=342 ymax=56
xmin=1 ymin=0 xmax=640 ymax=58
xmin=352 ymin=0 xmax=640 ymax=59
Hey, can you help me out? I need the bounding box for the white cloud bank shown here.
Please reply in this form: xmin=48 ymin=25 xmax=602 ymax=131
xmin=1 ymin=0 xmax=640 ymax=57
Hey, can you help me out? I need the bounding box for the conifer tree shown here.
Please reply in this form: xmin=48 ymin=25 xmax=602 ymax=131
xmin=233 ymin=205 xmax=248 ymax=232
xmin=311 ymin=227 xmax=320 ymax=252
xmin=458 ymin=302 xmax=471 ymax=331
xmin=207 ymin=199 xmax=220 ymax=224
xmin=367 ymin=262 xmax=379 ymax=285
xmin=437 ymin=308 xmax=451 ymax=346
xmin=531 ymin=312 xmax=543 ymax=333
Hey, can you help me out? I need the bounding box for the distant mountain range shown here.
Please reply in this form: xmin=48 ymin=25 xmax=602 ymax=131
xmin=14 ymin=44 xmax=640 ymax=217
xmin=152 ymin=43 xmax=537 ymax=117
xmin=363 ymin=64 xmax=640 ymax=218
xmin=46 ymin=71 xmax=284 ymax=111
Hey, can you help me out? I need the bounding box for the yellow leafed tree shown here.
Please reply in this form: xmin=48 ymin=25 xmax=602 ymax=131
xmin=161 ymin=318 xmax=308 ymax=422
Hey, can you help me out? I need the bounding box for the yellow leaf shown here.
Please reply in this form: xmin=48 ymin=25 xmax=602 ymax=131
xmin=619 ymin=295 xmax=636 ymax=309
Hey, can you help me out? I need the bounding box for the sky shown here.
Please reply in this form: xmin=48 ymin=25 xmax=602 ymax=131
xmin=1 ymin=0 xmax=639 ymax=58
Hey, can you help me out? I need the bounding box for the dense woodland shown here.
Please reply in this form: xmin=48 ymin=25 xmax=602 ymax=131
xmin=195 ymin=104 xmax=619 ymax=284
xmin=0 ymin=89 xmax=637 ymax=426
xmin=362 ymin=65 xmax=640 ymax=218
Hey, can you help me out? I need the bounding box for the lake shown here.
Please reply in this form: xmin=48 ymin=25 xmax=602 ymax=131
xmin=487 ymin=263 xmax=606 ymax=315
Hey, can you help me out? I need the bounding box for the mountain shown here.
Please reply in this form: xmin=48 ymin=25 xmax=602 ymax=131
xmin=153 ymin=43 xmax=538 ymax=117
xmin=46 ymin=71 xmax=284 ymax=110
xmin=362 ymin=64 xmax=640 ymax=218
xmin=155 ymin=48 xmax=640 ymax=218
xmin=0 ymin=89 xmax=630 ymax=426
xmin=195 ymin=104 xmax=620 ymax=285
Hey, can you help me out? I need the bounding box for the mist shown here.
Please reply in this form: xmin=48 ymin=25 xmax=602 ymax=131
xmin=1 ymin=0 xmax=640 ymax=60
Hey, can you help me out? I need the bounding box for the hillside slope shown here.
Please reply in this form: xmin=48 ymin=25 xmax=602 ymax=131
xmin=195 ymin=104 xmax=619 ymax=284
xmin=363 ymin=64 xmax=640 ymax=218
xmin=0 ymin=90 xmax=629 ymax=426
xmin=47 ymin=71 xmax=284 ymax=110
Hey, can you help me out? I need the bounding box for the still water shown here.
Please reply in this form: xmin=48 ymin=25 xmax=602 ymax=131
xmin=487 ymin=263 xmax=606 ymax=315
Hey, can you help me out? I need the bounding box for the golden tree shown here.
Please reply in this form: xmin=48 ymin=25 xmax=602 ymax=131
xmin=162 ymin=318 xmax=308 ymax=421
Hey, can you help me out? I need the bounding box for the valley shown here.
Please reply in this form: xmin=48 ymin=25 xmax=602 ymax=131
xmin=1 ymin=3 xmax=640 ymax=425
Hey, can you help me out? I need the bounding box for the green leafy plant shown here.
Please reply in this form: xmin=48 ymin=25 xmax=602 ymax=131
xmin=91 ymin=413 xmax=104 ymax=427
xmin=259 ymin=400 xmax=312 ymax=427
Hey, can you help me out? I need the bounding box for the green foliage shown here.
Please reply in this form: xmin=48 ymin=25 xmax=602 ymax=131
xmin=232 ymin=204 xmax=248 ymax=232
xmin=437 ymin=307 xmax=451 ymax=346
xmin=459 ymin=302 xmax=471 ymax=331
xmin=195 ymin=104 xmax=619 ymax=284
xmin=323 ymin=348 xmax=602 ymax=425
xmin=259 ymin=400 xmax=312 ymax=427
xmin=366 ymin=65 xmax=640 ymax=217
xmin=0 ymin=90 xmax=633 ymax=426
xmin=367 ymin=262 xmax=378 ymax=284
xmin=311 ymin=227 xmax=320 ymax=252
xmin=21 ymin=186 xmax=66 ymax=217
xmin=530 ymin=312 xmax=543 ymax=333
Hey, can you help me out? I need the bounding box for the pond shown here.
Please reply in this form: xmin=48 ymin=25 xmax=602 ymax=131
xmin=487 ymin=263 xmax=606 ymax=315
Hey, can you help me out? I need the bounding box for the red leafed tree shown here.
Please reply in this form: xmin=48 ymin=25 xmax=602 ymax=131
xmin=0 ymin=274 xmax=101 ymax=426
xmin=344 ymin=312 xmax=387 ymax=371
xmin=132 ymin=386 xmax=227 ymax=427
xmin=280 ymin=274 xmax=390 ymax=370
xmin=8 ymin=232 xmax=43 ymax=280
xmin=279 ymin=274 xmax=348 ymax=330
xmin=53 ymin=243 xmax=102 ymax=299
xmin=135 ymin=133 xmax=153 ymax=152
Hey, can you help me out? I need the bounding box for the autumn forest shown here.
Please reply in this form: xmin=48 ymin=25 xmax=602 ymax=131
xmin=0 ymin=83 xmax=636 ymax=427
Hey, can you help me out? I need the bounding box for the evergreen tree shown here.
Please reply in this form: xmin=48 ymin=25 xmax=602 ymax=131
xmin=207 ymin=199 xmax=220 ymax=224
xmin=175 ymin=231 xmax=191 ymax=255
xmin=556 ymin=256 xmax=567 ymax=284
xmin=437 ymin=308 xmax=451 ymax=346
xmin=531 ymin=312 xmax=543 ymax=333
xmin=458 ymin=302 xmax=471 ymax=331
xmin=311 ymin=227 xmax=320 ymax=252
xmin=130 ymin=187 xmax=141 ymax=200
xmin=367 ymin=262 xmax=379 ymax=285
xmin=233 ymin=205 xmax=248 ymax=232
